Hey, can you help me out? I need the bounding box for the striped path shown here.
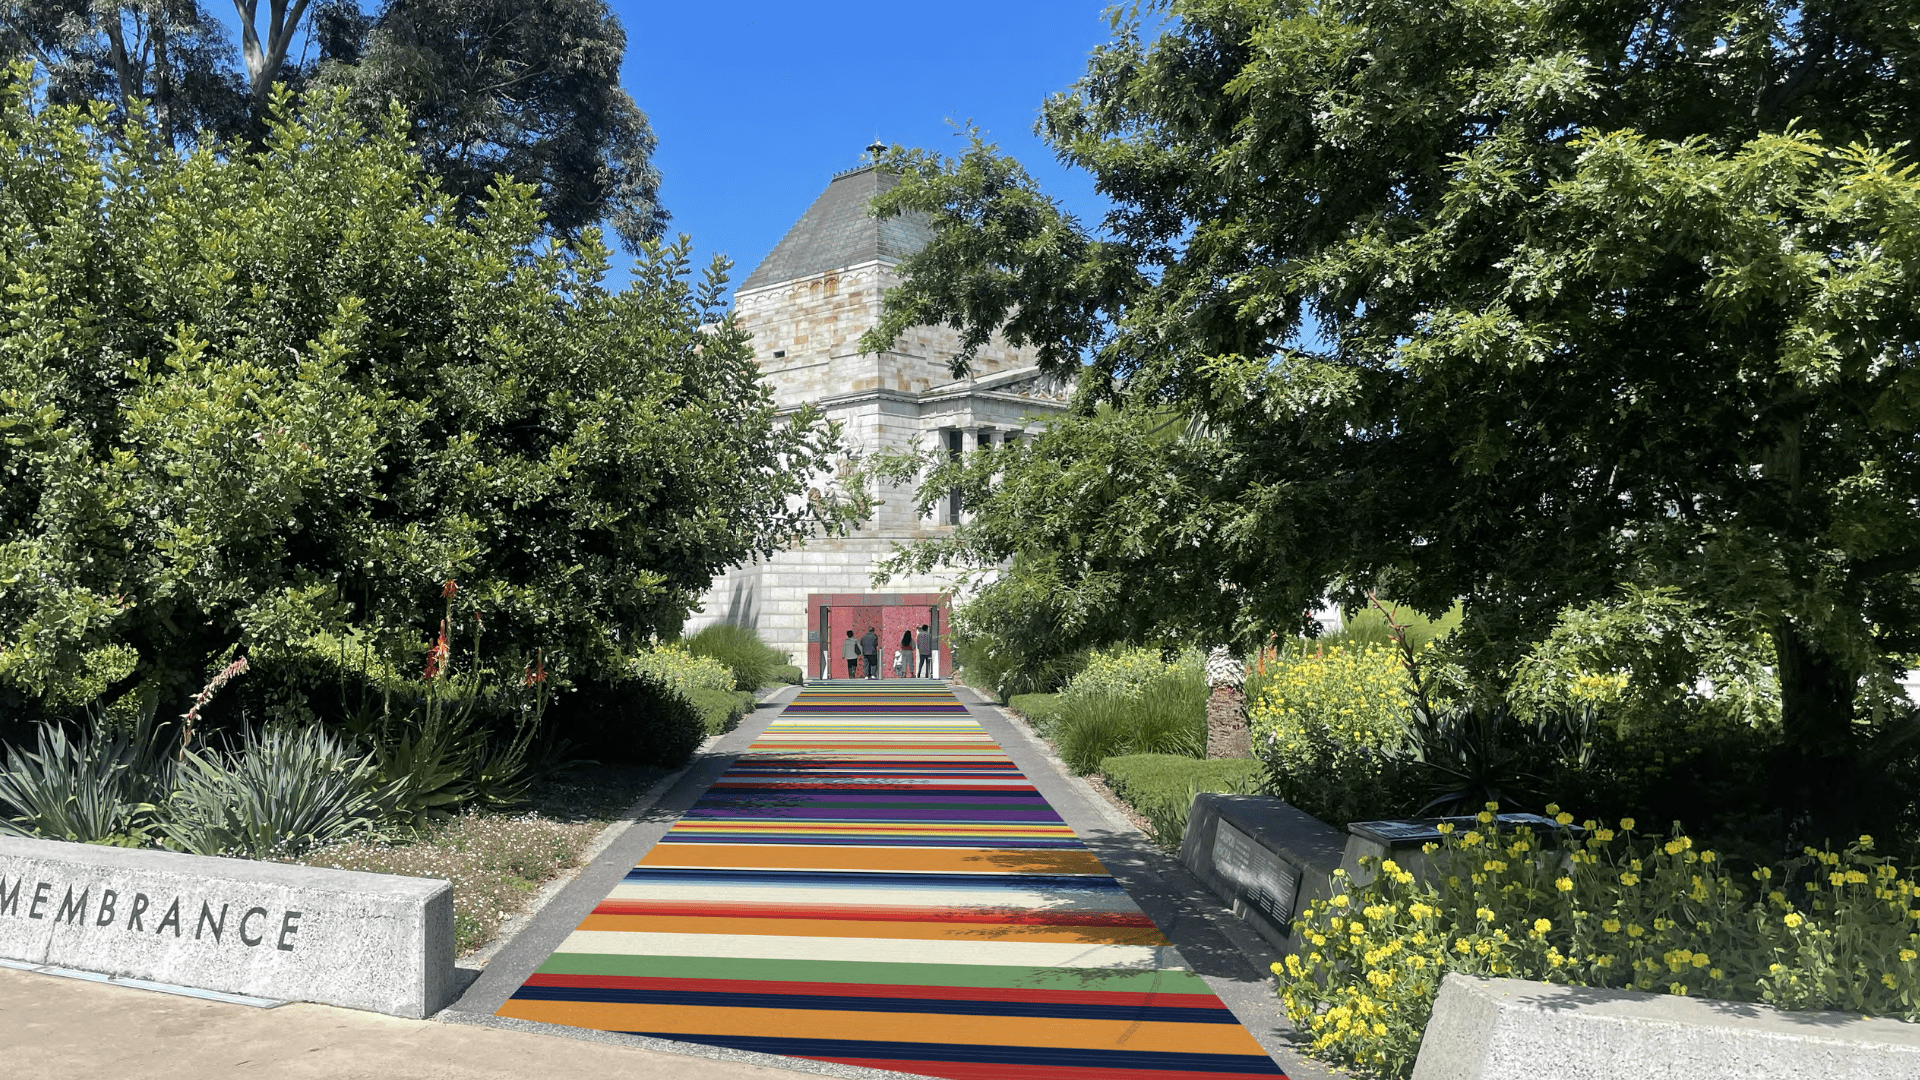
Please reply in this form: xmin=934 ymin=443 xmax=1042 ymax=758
xmin=496 ymin=681 xmax=1288 ymax=1080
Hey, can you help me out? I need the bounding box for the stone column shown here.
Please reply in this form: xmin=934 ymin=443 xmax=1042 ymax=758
xmin=1204 ymin=645 xmax=1251 ymax=758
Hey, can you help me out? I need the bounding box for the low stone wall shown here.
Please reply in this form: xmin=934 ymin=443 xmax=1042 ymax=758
xmin=0 ymin=835 xmax=454 ymax=1018
xmin=1413 ymin=972 xmax=1920 ymax=1079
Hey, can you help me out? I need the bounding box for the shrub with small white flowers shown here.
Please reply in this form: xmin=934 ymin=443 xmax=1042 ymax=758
xmin=295 ymin=812 xmax=602 ymax=953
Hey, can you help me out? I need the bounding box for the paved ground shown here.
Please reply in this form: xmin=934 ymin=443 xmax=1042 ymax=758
xmin=485 ymin=681 xmax=1286 ymax=1078
xmin=1 ymin=680 xmax=1342 ymax=1080
xmin=0 ymin=965 xmax=800 ymax=1080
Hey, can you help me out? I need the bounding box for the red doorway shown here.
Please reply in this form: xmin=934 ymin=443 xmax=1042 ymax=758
xmin=810 ymin=593 xmax=950 ymax=679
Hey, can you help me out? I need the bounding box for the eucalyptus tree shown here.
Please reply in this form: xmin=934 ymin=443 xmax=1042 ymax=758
xmin=0 ymin=0 xmax=244 ymax=143
xmin=315 ymin=0 xmax=665 ymax=249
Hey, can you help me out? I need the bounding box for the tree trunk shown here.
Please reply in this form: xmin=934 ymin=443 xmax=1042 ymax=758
xmin=1771 ymin=619 xmax=1865 ymax=846
xmin=1206 ymin=684 xmax=1250 ymax=758
xmin=153 ymin=3 xmax=174 ymax=149
xmin=1773 ymin=620 xmax=1856 ymax=753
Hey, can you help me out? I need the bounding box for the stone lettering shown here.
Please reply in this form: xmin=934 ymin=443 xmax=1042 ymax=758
xmin=0 ymin=870 xmax=318 ymax=958
xmin=195 ymin=902 xmax=228 ymax=942
xmin=155 ymin=897 xmax=181 ymax=937
xmin=53 ymin=886 xmax=87 ymax=925
xmin=239 ymin=906 xmax=267 ymax=947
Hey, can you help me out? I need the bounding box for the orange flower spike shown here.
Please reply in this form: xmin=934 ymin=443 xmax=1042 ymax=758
xmin=441 ymin=579 xmax=458 ymax=599
xmin=424 ymin=621 xmax=450 ymax=680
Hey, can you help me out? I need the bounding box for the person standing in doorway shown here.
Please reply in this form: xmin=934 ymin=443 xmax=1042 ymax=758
xmin=917 ymin=624 xmax=935 ymax=678
xmin=897 ymin=628 xmax=913 ymax=678
xmin=859 ymin=626 xmax=880 ymax=679
xmin=842 ymin=629 xmax=859 ymax=679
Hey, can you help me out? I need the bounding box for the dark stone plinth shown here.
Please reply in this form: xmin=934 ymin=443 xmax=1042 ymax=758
xmin=1342 ymin=813 xmax=1573 ymax=888
xmin=1179 ymin=793 xmax=1346 ymax=954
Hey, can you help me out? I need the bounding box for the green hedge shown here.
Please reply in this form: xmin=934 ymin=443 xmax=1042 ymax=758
xmin=689 ymin=688 xmax=757 ymax=736
xmin=1007 ymin=692 xmax=1067 ymax=733
xmin=1097 ymin=754 xmax=1264 ymax=849
xmin=550 ymin=675 xmax=705 ymax=767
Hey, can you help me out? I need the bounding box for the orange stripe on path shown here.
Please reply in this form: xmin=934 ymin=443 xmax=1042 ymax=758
xmin=495 ymin=1000 xmax=1255 ymax=1056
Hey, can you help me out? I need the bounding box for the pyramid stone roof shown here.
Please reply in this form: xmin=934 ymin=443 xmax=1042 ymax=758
xmin=738 ymin=166 xmax=935 ymax=294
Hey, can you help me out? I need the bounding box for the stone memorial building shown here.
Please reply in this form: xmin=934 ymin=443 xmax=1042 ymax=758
xmin=682 ymin=153 xmax=1069 ymax=678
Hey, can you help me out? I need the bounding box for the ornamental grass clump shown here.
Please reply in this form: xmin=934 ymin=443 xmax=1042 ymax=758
xmin=1055 ymin=662 xmax=1208 ymax=773
xmin=1275 ymin=805 xmax=1920 ymax=1079
xmin=680 ymin=624 xmax=789 ymax=691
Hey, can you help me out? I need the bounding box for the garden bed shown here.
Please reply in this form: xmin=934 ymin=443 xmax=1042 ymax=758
xmin=292 ymin=761 xmax=672 ymax=955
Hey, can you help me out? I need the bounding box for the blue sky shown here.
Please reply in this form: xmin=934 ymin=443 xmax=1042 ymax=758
xmin=607 ymin=1 xmax=1119 ymax=300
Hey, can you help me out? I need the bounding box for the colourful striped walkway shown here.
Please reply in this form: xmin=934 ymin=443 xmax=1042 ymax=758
xmin=498 ymin=681 xmax=1287 ymax=1080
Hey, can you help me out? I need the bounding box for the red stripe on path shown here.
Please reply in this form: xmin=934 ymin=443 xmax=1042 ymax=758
xmin=813 ymin=1057 xmax=1278 ymax=1080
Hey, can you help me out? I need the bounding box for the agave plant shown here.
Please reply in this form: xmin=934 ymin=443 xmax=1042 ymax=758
xmin=1404 ymin=700 xmax=1598 ymax=816
xmin=166 ymin=726 xmax=385 ymax=859
xmin=0 ymin=709 xmax=173 ymax=844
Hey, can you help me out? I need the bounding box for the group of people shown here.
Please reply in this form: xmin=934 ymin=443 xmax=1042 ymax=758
xmin=840 ymin=624 xmax=935 ymax=679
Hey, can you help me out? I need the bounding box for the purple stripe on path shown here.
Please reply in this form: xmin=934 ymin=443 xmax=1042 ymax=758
xmin=685 ymin=807 xmax=1067 ymax=822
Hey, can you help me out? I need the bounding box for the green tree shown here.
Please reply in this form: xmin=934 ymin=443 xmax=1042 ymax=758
xmin=0 ymin=73 xmax=841 ymax=716
xmin=315 ymin=0 xmax=666 ymax=251
xmin=0 ymin=0 xmax=246 ymax=144
xmin=860 ymin=1 xmax=1920 ymax=801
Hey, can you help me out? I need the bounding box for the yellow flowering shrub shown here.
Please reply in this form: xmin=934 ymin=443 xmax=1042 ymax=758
xmin=629 ymin=643 xmax=735 ymax=699
xmin=1275 ymin=807 xmax=1920 ymax=1079
xmin=1061 ymin=644 xmax=1201 ymax=701
xmin=1249 ymin=642 xmax=1419 ymax=824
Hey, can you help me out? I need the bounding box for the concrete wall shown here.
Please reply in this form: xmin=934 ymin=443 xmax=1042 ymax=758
xmin=0 ymin=835 xmax=454 ymax=1018
xmin=1413 ymin=973 xmax=1920 ymax=1080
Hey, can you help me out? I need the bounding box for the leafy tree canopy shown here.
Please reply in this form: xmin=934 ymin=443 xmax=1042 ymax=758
xmin=862 ymin=0 xmax=1920 ymax=763
xmin=314 ymin=0 xmax=667 ymax=251
xmin=0 ymin=73 xmax=840 ymax=715
xmin=0 ymin=0 xmax=247 ymax=144
xmin=1 ymin=0 xmax=663 ymax=247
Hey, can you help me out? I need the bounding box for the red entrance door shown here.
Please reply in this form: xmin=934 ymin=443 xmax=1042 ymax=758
xmin=828 ymin=605 xmax=883 ymax=677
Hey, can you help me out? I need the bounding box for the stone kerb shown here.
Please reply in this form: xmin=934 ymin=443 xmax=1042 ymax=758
xmin=0 ymin=834 xmax=454 ymax=1018
xmin=1413 ymin=972 xmax=1920 ymax=1080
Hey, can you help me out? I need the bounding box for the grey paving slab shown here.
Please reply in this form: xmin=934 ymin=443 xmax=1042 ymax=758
xmin=0 ymin=964 xmax=800 ymax=1080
